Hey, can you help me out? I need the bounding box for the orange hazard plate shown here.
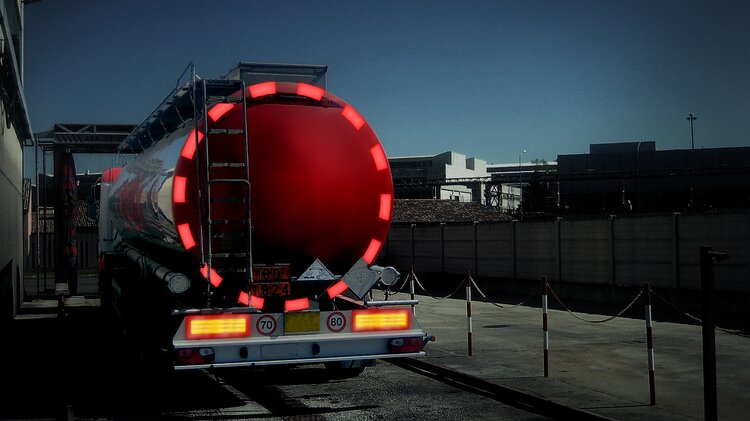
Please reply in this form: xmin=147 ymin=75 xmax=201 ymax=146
xmin=251 ymin=282 xmax=291 ymax=297
xmin=252 ymin=265 xmax=291 ymax=281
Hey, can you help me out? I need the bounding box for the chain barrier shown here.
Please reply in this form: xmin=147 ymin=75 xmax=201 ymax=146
xmin=415 ymin=276 xmax=465 ymax=300
xmin=546 ymin=282 xmax=644 ymax=324
xmin=386 ymin=270 xmax=540 ymax=310
xmin=650 ymin=288 xmax=750 ymax=339
xmin=649 ymin=288 xmax=703 ymax=325
xmin=502 ymin=290 xmax=542 ymax=309
xmin=468 ymin=278 xmax=504 ymax=308
xmin=716 ymin=327 xmax=750 ymax=338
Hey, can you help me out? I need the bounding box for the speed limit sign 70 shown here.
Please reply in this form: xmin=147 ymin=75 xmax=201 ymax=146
xmin=256 ymin=314 xmax=277 ymax=336
xmin=326 ymin=312 xmax=346 ymax=332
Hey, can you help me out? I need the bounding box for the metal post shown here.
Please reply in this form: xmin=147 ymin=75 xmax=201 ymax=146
xmin=42 ymin=147 xmax=48 ymax=291
xmin=409 ymin=267 xmax=416 ymax=316
xmin=673 ymin=213 xmax=681 ymax=290
xmin=511 ymin=220 xmax=517 ymax=282
xmin=466 ymin=271 xmax=473 ymax=357
xmin=440 ymin=223 xmax=445 ymax=273
xmin=644 ymin=283 xmax=656 ymax=405
xmin=542 ymin=276 xmax=549 ymax=377
xmin=610 ymin=215 xmax=616 ymax=285
xmin=410 ymin=224 xmax=416 ymax=269
xmin=700 ymin=246 xmax=727 ymax=421
xmin=687 ymin=113 xmax=697 ymax=150
xmin=473 ymin=222 xmax=479 ymax=276
xmin=34 ymin=135 xmax=40 ymax=293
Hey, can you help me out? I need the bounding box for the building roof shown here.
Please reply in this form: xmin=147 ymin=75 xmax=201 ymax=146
xmin=392 ymin=199 xmax=512 ymax=224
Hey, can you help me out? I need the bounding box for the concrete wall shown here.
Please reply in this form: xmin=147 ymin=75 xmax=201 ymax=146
xmin=383 ymin=211 xmax=750 ymax=294
xmin=0 ymin=122 xmax=24 ymax=321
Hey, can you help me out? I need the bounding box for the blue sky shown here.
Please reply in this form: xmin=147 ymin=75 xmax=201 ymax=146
xmin=22 ymin=0 xmax=750 ymax=175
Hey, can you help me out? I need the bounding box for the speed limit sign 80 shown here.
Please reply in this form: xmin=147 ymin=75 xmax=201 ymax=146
xmin=326 ymin=312 xmax=346 ymax=332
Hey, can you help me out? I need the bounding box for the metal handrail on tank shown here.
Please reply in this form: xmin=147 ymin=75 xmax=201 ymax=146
xmin=114 ymin=63 xmax=256 ymax=309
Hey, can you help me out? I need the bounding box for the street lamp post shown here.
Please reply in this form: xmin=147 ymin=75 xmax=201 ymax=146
xmin=687 ymin=113 xmax=697 ymax=150
xmin=519 ymin=149 xmax=526 ymax=218
xmin=636 ymin=140 xmax=644 ymax=212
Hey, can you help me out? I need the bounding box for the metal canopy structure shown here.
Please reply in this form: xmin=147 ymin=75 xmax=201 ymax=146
xmin=35 ymin=123 xmax=137 ymax=153
xmin=118 ymin=62 xmax=328 ymax=153
xmin=32 ymin=122 xmax=137 ymax=295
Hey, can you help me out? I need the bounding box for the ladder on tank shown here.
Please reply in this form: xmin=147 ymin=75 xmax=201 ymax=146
xmin=192 ymin=77 xmax=253 ymax=307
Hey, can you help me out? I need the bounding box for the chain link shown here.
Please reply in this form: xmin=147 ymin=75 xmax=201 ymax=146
xmin=469 ymin=278 xmax=504 ymax=308
xmin=415 ymin=276 xmax=465 ymax=300
xmin=650 ymin=289 xmax=703 ymax=324
xmin=502 ymin=290 xmax=542 ymax=309
xmin=650 ymin=288 xmax=750 ymax=338
xmin=546 ymin=283 xmax=644 ymax=324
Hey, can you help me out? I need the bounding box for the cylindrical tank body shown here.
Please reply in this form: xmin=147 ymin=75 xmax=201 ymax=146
xmin=109 ymin=82 xmax=393 ymax=277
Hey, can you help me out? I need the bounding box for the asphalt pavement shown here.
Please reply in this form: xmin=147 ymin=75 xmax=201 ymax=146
xmin=383 ymin=283 xmax=749 ymax=420
xmin=8 ymin=272 xmax=749 ymax=420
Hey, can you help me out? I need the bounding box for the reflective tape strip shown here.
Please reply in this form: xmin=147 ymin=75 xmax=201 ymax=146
xmin=466 ymin=285 xmax=472 ymax=332
xmin=648 ymin=348 xmax=655 ymax=371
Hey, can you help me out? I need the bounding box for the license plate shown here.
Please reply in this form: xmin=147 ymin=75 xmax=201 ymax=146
xmin=252 ymin=265 xmax=291 ymax=281
xmin=285 ymin=312 xmax=320 ymax=334
xmin=251 ymin=282 xmax=291 ymax=297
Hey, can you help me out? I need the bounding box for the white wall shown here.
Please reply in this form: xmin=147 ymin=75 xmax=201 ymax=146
xmin=0 ymin=120 xmax=24 ymax=321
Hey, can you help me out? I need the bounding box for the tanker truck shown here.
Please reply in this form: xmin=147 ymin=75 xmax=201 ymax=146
xmin=97 ymin=63 xmax=432 ymax=375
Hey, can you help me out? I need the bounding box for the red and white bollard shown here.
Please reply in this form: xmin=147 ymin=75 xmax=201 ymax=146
xmin=644 ymin=283 xmax=656 ymax=405
xmin=466 ymin=271 xmax=473 ymax=357
xmin=542 ymin=276 xmax=549 ymax=377
xmin=409 ymin=267 xmax=416 ymax=316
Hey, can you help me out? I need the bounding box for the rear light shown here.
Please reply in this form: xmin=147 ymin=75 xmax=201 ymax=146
xmin=352 ymin=308 xmax=410 ymax=332
xmin=388 ymin=337 xmax=425 ymax=353
xmin=175 ymin=347 xmax=215 ymax=365
xmin=185 ymin=314 xmax=250 ymax=340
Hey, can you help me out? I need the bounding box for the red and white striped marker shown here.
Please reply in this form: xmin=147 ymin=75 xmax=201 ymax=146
xmin=542 ymin=276 xmax=549 ymax=377
xmin=466 ymin=271 xmax=473 ymax=357
xmin=409 ymin=267 xmax=416 ymax=316
xmin=644 ymin=283 xmax=656 ymax=405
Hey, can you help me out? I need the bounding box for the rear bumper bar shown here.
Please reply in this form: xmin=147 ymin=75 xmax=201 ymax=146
xmin=172 ymin=308 xmax=429 ymax=370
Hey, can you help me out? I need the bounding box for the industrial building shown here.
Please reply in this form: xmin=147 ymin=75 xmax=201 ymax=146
xmin=0 ymin=0 xmax=33 ymax=322
xmin=390 ymin=151 xmax=489 ymax=203
xmin=487 ymin=160 xmax=557 ymax=215
xmin=557 ymin=142 xmax=750 ymax=213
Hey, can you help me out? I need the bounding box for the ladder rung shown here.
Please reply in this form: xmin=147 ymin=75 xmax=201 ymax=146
xmin=209 ymin=178 xmax=250 ymax=185
xmin=216 ymin=267 xmax=248 ymax=274
xmin=207 ymin=95 xmax=243 ymax=104
xmin=212 ymin=232 xmax=247 ymax=238
xmin=204 ymin=79 xmax=242 ymax=87
xmin=208 ymin=128 xmax=244 ymax=135
xmin=210 ymin=197 xmax=247 ymax=203
xmin=210 ymin=219 xmax=248 ymax=225
xmin=211 ymin=252 xmax=249 ymax=258
xmin=210 ymin=162 xmax=246 ymax=168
